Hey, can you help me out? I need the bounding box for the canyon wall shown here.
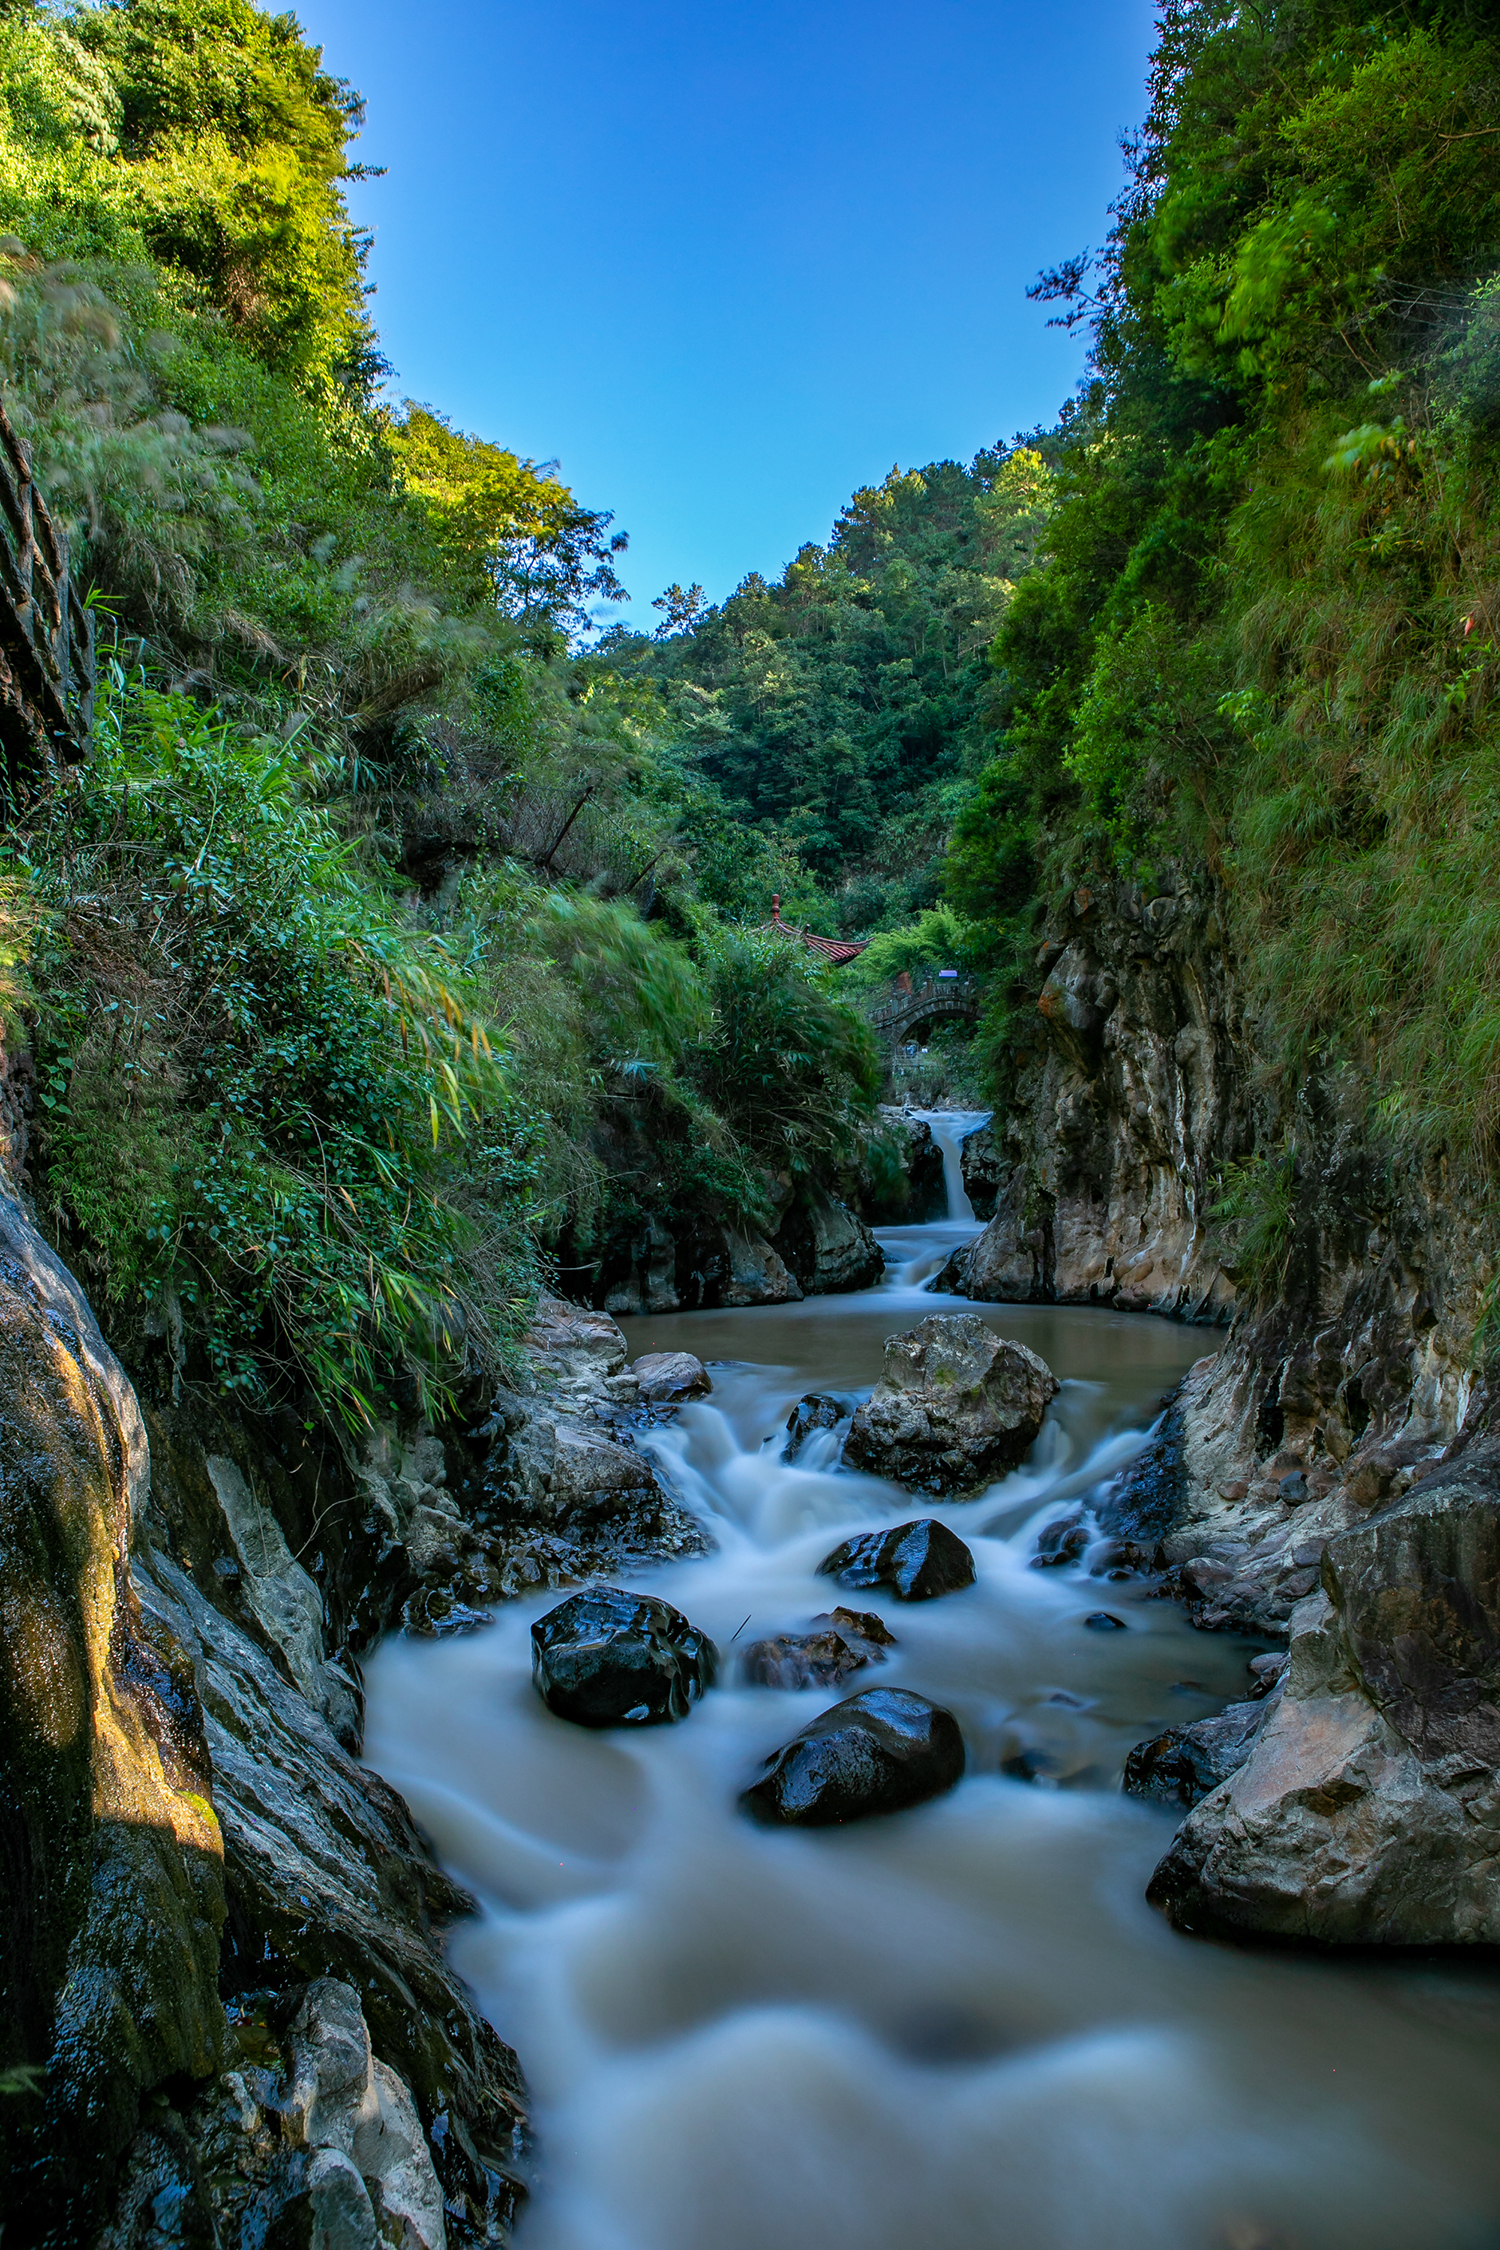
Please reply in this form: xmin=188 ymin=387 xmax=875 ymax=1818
xmin=0 ymin=1171 xmax=708 ymax=2244
xmin=943 ymin=875 xmax=1500 ymax=1944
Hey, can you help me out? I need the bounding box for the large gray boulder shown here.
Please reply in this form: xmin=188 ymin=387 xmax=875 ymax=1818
xmin=1148 ymin=1433 xmax=1500 ymax=1942
xmin=843 ymin=1313 xmax=1059 ymax=1493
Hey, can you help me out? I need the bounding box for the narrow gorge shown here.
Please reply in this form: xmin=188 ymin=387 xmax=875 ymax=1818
xmin=3 ymin=0 xmax=1500 ymax=2243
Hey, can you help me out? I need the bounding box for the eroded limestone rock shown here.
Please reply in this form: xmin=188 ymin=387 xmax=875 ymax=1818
xmin=842 ymin=1314 xmax=1059 ymax=1493
xmin=1148 ymin=1440 xmax=1500 ymax=1942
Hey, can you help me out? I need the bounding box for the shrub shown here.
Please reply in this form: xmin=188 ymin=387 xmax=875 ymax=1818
xmin=16 ymin=662 xmax=534 ymax=1428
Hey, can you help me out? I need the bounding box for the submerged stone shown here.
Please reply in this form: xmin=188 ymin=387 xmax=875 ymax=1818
xmin=815 ymin=1605 xmax=898 ymax=1649
xmin=1123 ymin=1701 xmax=1265 ymax=1809
xmin=740 ymin=1687 xmax=965 ymax=1825
xmin=741 ymin=1607 xmax=894 ymax=1690
xmin=818 ymin=1517 xmax=976 ymax=1601
xmin=1083 ymin=1610 xmax=1127 ymax=1631
xmin=531 ymin=1586 xmax=717 ymax=1727
xmin=741 ymin=1628 xmax=872 ymax=1691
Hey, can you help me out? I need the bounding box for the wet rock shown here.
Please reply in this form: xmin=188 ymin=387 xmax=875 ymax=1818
xmin=718 ymin=1227 xmax=803 ymax=1307
xmin=774 ymin=1184 xmax=885 ymax=1295
xmin=783 ymin=1393 xmax=846 ymax=1461
xmin=1247 ymin=1651 xmax=1287 ymax=1697
xmin=741 ymin=1629 xmax=871 ymax=1690
xmin=0 ymin=1193 xmax=226 ymax=2243
xmin=743 ymin=1606 xmax=894 ymax=1689
xmin=1083 ymin=1610 xmax=1127 ymax=1630
xmin=819 ymin=1517 xmax=976 ymax=1601
xmin=204 ymin=1453 xmax=359 ymax=1743
xmin=1032 ymin=1509 xmax=1090 ymax=1567
xmin=632 ymin=1350 xmax=711 ymax=1403
xmin=815 ymin=1605 xmax=897 ymax=1650
xmin=603 ymin=1214 xmax=680 ymax=1316
xmin=864 ymin=1110 xmax=947 ymax=1224
xmin=525 ymin=1291 xmax=630 ymax=1380
xmin=1000 ymin=1747 xmax=1054 ymax=1783
xmin=740 ymin=1687 xmax=966 ymax=1825
xmin=134 ymin=1543 xmax=525 ymax=2219
xmin=1123 ymin=1700 xmax=1266 ymax=1808
xmin=1148 ymin=1432 xmax=1500 ymax=1941
xmin=842 ymin=1313 xmax=1060 ymax=1493
xmin=531 ymin=1586 xmax=718 ymax=1726
xmin=476 ymin=1393 xmax=710 ymax=1583
xmin=282 ymin=1980 xmax=446 ymax=2250
xmin=959 ymin=1125 xmax=1004 ymax=1221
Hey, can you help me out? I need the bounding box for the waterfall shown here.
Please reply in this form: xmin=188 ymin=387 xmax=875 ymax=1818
xmin=911 ymin=1107 xmax=991 ymax=1224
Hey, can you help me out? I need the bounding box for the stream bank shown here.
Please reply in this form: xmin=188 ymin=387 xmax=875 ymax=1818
xmin=360 ymin=1120 xmax=1500 ymax=2250
xmin=927 ymin=876 xmax=1500 ymax=1946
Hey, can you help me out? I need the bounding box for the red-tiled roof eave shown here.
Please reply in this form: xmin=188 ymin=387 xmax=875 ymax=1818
xmin=765 ymin=898 xmax=868 ymax=962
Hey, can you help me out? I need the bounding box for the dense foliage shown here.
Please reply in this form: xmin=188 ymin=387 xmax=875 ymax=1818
xmin=613 ymin=447 xmax=1053 ymax=929
xmin=959 ymin=0 xmax=1500 ymax=1157
xmin=0 ymin=0 xmax=883 ymax=1426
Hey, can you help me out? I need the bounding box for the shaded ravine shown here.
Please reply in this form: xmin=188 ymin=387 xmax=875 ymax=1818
xmin=363 ymin=1117 xmax=1500 ymax=2250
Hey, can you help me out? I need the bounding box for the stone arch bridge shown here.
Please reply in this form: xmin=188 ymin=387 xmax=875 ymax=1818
xmin=864 ymin=973 xmax=982 ymax=1054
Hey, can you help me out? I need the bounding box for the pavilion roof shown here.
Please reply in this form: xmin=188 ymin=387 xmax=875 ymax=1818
xmin=764 ymin=895 xmax=867 ymax=966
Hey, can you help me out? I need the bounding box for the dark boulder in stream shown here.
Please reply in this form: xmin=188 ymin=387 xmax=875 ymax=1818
xmin=819 ymin=1516 xmax=976 ymax=1600
xmin=741 ymin=1607 xmax=895 ymax=1690
xmin=843 ymin=1313 xmax=1059 ymax=1493
xmin=783 ymin=1392 xmax=846 ymax=1460
xmin=741 ymin=1687 xmax=965 ymax=1825
xmin=532 ymin=1587 xmax=717 ymax=1726
xmin=1124 ymin=1700 xmax=1266 ymax=1808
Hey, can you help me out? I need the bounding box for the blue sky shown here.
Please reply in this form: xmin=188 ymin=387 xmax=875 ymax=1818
xmin=294 ymin=0 xmax=1158 ymax=627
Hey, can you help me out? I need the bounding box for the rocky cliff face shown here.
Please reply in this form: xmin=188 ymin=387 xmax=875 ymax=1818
xmin=0 ymin=1165 xmax=702 ymax=2245
xmin=598 ymin=1180 xmax=883 ymax=1315
xmin=943 ymin=875 xmax=1500 ymax=1943
xmin=935 ymin=881 xmax=1244 ymax=1319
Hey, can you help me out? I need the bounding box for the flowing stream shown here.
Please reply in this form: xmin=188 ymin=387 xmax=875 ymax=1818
xmin=365 ymin=1113 xmax=1500 ymax=2250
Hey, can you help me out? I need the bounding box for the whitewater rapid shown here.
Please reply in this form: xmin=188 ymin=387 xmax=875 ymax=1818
xmin=363 ymin=1115 xmax=1500 ymax=2250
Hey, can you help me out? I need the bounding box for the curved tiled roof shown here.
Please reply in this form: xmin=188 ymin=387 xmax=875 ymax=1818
xmin=765 ymin=895 xmax=867 ymax=965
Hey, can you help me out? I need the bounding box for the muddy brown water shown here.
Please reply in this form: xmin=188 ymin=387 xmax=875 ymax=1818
xmin=364 ymin=1114 xmax=1500 ymax=2250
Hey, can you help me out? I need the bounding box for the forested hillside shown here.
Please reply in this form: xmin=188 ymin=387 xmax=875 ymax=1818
xmin=7 ymin=0 xmax=1500 ymax=1416
xmin=612 ymin=445 xmax=1051 ymax=931
xmin=0 ymin=0 xmax=889 ymax=1428
xmin=622 ymin=0 xmax=1500 ymax=1231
